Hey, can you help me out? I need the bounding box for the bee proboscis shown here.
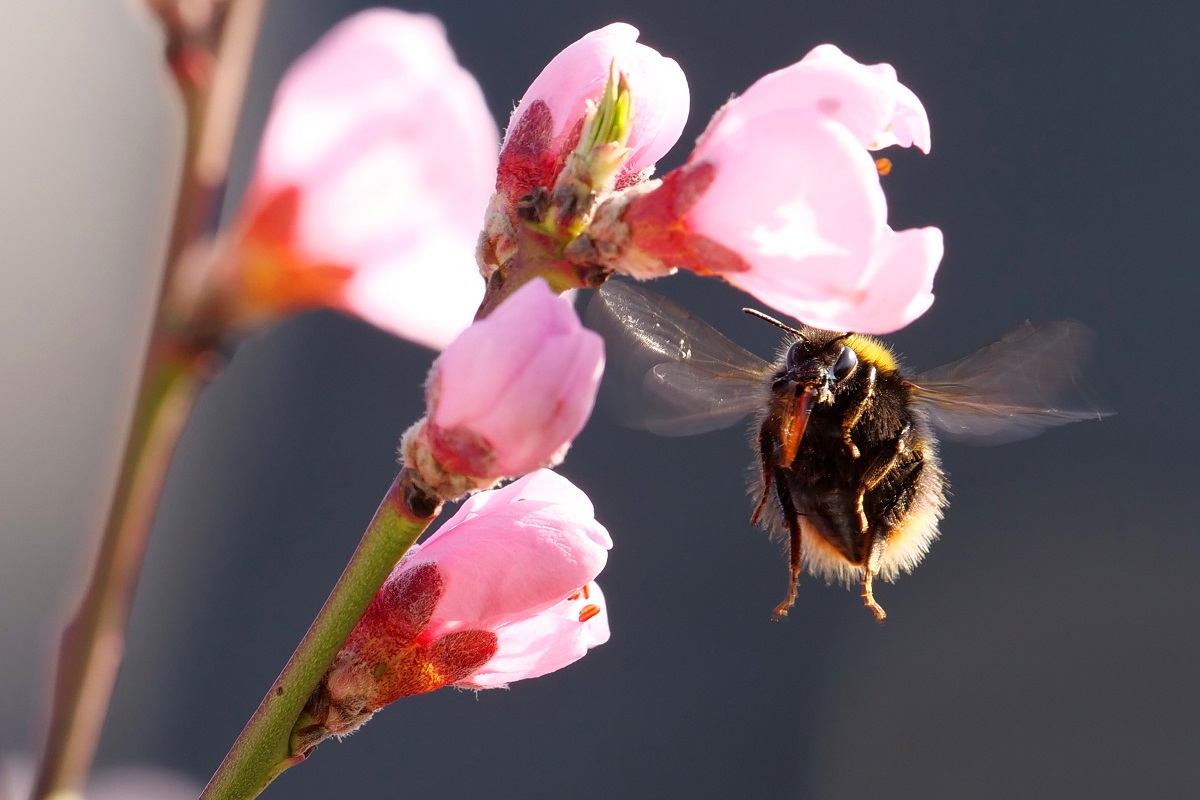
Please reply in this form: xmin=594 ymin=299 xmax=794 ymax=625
xmin=587 ymin=281 xmax=1110 ymax=621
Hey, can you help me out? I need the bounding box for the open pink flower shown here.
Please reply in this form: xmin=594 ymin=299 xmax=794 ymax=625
xmin=617 ymin=44 xmax=941 ymax=334
xmin=496 ymin=22 xmax=689 ymax=209
xmin=223 ymin=9 xmax=499 ymax=348
xmin=315 ymin=470 xmax=610 ymax=733
xmin=408 ymin=278 xmax=604 ymax=488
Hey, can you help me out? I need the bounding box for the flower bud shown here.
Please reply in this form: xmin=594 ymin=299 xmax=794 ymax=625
xmin=604 ymin=45 xmax=941 ymax=334
xmin=200 ymin=10 xmax=498 ymax=349
xmin=496 ymin=23 xmax=689 ymax=212
xmin=295 ymin=471 xmax=611 ymax=752
xmin=403 ymin=279 xmax=605 ymax=498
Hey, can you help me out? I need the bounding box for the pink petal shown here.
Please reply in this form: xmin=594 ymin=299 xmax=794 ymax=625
xmin=428 ymin=280 xmax=605 ymax=477
xmin=730 ymin=43 xmax=929 ymax=154
xmin=837 ymin=226 xmax=943 ymax=333
xmin=248 ymin=9 xmax=498 ymax=346
xmin=432 ymin=280 xmax=575 ymax=428
xmin=871 ymin=83 xmax=931 ymax=153
xmin=461 ymin=583 xmax=610 ymax=688
xmin=733 ymin=44 xmax=897 ymax=151
xmin=415 ymin=472 xmax=611 ymax=631
xmin=689 ymin=110 xmax=887 ymax=303
xmin=502 ymin=22 xmax=689 ymax=173
xmin=341 ymin=234 xmax=485 ymax=350
xmin=452 ymin=469 xmax=599 ymax=527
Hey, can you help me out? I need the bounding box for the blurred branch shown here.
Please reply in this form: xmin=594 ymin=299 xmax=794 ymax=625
xmin=29 ymin=2 xmax=266 ymax=797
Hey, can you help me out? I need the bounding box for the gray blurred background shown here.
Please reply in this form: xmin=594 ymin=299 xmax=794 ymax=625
xmin=2 ymin=1 xmax=1196 ymax=798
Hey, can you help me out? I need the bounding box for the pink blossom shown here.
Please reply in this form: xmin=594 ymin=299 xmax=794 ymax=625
xmin=497 ymin=22 xmax=689 ymax=208
xmin=229 ymin=9 xmax=499 ymax=348
xmin=618 ymin=45 xmax=941 ymax=334
xmin=418 ymin=278 xmax=605 ymax=481
xmin=320 ymin=470 xmax=611 ymax=724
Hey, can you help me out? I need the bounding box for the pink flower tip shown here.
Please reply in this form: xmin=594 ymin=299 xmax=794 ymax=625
xmin=497 ymin=22 xmax=689 ymax=206
xmin=419 ymin=279 xmax=605 ymax=482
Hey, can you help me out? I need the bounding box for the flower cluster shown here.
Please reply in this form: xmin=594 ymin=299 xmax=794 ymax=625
xmin=188 ymin=13 xmax=940 ymax=349
xmin=167 ymin=5 xmax=944 ymax=760
xmin=293 ymin=471 xmax=610 ymax=754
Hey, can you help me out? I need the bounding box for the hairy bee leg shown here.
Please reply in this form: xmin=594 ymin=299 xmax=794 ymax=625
xmin=860 ymin=535 xmax=889 ymax=622
xmin=750 ymin=419 xmax=777 ymax=526
xmin=854 ymin=422 xmax=913 ymax=532
xmin=771 ymin=471 xmax=803 ymax=620
xmin=841 ymin=365 xmax=877 ymax=459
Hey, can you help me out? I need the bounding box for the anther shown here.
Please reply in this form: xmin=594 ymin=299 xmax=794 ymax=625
xmin=875 ymin=157 xmax=892 ymax=176
xmin=578 ymin=604 xmax=601 ymax=623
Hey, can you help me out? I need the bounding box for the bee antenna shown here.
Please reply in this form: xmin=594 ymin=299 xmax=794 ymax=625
xmin=743 ymin=308 xmax=807 ymax=340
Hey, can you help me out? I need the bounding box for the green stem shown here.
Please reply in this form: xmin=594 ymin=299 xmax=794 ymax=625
xmin=200 ymin=470 xmax=440 ymax=800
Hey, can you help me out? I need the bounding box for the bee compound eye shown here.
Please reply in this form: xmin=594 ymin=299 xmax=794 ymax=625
xmin=832 ymin=345 xmax=858 ymax=381
xmin=785 ymin=341 xmax=806 ymax=369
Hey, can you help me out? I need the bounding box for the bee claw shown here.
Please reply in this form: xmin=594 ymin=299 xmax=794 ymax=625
xmin=771 ymin=578 xmax=799 ymax=621
xmin=861 ymin=570 xmax=887 ymax=622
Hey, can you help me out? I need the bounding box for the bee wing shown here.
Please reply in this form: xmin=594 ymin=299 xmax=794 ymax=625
xmin=910 ymin=320 xmax=1112 ymax=445
xmin=585 ymin=281 xmax=774 ymax=436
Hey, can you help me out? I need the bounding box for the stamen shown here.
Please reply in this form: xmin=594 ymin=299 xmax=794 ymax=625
xmin=578 ymin=604 xmax=601 ymax=623
xmin=581 ymin=584 xmax=591 ymax=600
xmin=875 ymin=158 xmax=892 ymax=176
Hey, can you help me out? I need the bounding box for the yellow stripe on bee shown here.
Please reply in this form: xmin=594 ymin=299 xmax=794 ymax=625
xmin=845 ymin=334 xmax=898 ymax=373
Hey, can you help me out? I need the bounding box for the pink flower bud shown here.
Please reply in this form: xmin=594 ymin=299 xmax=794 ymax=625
xmin=497 ymin=23 xmax=689 ymax=208
xmin=409 ymin=279 xmax=605 ymax=489
xmin=227 ymin=10 xmax=499 ymax=348
xmin=306 ymin=471 xmax=611 ymax=742
xmin=618 ymin=45 xmax=941 ymax=334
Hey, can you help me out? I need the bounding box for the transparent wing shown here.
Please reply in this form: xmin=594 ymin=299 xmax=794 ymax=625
xmin=585 ymin=281 xmax=774 ymax=436
xmin=910 ymin=320 xmax=1112 ymax=445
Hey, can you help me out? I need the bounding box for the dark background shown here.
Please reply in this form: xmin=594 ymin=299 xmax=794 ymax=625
xmin=3 ymin=2 xmax=1197 ymax=798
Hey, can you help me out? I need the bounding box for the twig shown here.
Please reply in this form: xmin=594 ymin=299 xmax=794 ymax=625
xmin=29 ymin=2 xmax=266 ymax=796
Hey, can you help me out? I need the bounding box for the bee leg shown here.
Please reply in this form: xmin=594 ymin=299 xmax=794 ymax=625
xmin=751 ymin=419 xmax=777 ymax=526
xmin=854 ymin=534 xmax=892 ymax=623
xmin=770 ymin=472 xmax=803 ymax=621
xmin=841 ymin=365 xmax=877 ymax=459
xmin=854 ymin=422 xmax=912 ymax=532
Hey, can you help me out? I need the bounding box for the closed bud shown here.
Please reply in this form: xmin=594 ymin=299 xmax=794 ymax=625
xmin=496 ymin=22 xmax=689 ymax=211
xmin=403 ymin=279 xmax=604 ymax=499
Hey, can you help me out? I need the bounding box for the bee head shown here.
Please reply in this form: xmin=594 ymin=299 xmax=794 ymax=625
xmin=781 ymin=335 xmax=859 ymax=405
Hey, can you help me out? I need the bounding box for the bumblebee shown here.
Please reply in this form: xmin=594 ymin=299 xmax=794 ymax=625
xmin=587 ymin=281 xmax=1108 ymax=621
